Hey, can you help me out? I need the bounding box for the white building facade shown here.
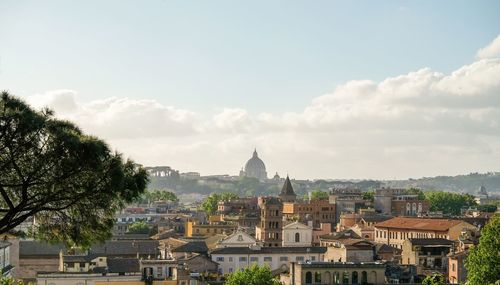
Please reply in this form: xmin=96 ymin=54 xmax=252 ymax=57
xmin=210 ymin=245 xmax=326 ymax=274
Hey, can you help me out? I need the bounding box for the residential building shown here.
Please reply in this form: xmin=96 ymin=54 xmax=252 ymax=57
xmin=338 ymin=210 xmax=392 ymax=240
xmin=185 ymin=220 xmax=237 ymax=237
xmin=374 ymin=243 xmax=401 ymax=263
xmin=319 ymin=229 xmax=361 ymax=248
xmin=402 ymin=238 xmax=455 ymax=276
xmin=282 ymin=199 xmax=336 ymax=228
xmin=210 ymin=245 xmax=326 ymax=274
xmin=448 ymin=251 xmax=468 ymax=284
xmin=217 ymin=197 xmax=258 ymax=215
xmin=311 ymin=223 xmax=332 ymax=246
xmin=221 ymin=213 xmax=260 ymax=235
xmin=282 ymin=222 xmax=312 ymax=247
xmin=374 ymin=188 xmax=429 ymax=216
xmin=374 ymin=217 xmax=476 ymax=249
xmin=324 ymin=239 xmax=375 ymax=263
xmin=14 ymin=240 xmax=66 ymax=281
xmin=329 ymin=188 xmax=371 ymax=224
xmin=281 ymin=261 xmax=386 ymax=285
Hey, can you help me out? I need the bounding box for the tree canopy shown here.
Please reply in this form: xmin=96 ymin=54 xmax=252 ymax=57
xmin=425 ymin=191 xmax=476 ymax=215
xmin=362 ymin=190 xmax=375 ymax=202
xmin=200 ymin=192 xmax=239 ymax=215
xmin=465 ymin=215 xmax=500 ymax=285
xmin=224 ymin=264 xmax=279 ymax=285
xmin=421 ymin=274 xmax=444 ymax=285
xmin=407 ymin=188 xmax=426 ymax=200
xmin=137 ymin=189 xmax=178 ymax=204
xmin=127 ymin=220 xmax=150 ymax=234
xmin=0 ymin=92 xmax=148 ymax=247
xmin=309 ymin=189 xmax=329 ymax=200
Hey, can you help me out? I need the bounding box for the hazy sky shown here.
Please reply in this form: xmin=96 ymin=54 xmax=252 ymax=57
xmin=1 ymin=1 xmax=500 ymax=179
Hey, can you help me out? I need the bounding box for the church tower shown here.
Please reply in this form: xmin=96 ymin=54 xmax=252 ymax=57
xmin=256 ymin=197 xmax=283 ymax=247
xmin=279 ymin=175 xmax=297 ymax=202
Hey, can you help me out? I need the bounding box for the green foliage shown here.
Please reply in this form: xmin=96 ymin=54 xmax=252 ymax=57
xmin=465 ymin=215 xmax=500 ymax=285
xmin=477 ymin=204 xmax=498 ymax=213
xmin=362 ymin=190 xmax=375 ymax=202
xmin=421 ymin=274 xmax=444 ymax=285
xmin=200 ymin=192 xmax=239 ymax=215
xmin=407 ymin=188 xmax=426 ymax=200
xmin=0 ymin=276 xmax=34 ymax=285
xmin=138 ymin=189 xmax=178 ymax=203
xmin=310 ymin=189 xmax=329 ymax=200
xmin=425 ymin=191 xmax=476 ymax=215
xmin=0 ymin=92 xmax=148 ymax=247
xmin=127 ymin=220 xmax=150 ymax=234
xmin=224 ymin=264 xmax=279 ymax=285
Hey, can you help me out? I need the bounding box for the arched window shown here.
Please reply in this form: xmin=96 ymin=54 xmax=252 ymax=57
xmin=370 ymin=271 xmax=377 ymax=283
xmin=342 ymin=271 xmax=349 ymax=284
xmin=315 ymin=272 xmax=321 ymax=283
xmin=323 ymin=272 xmax=331 ymax=284
xmin=295 ymin=232 xmax=300 ymax=243
xmin=361 ymin=271 xmax=368 ymax=285
xmin=352 ymin=271 xmax=359 ymax=284
xmin=334 ymin=272 xmax=340 ymax=284
xmin=305 ymin=271 xmax=312 ymax=284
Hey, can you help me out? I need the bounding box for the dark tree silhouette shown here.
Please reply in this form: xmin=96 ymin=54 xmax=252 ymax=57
xmin=0 ymin=91 xmax=148 ymax=247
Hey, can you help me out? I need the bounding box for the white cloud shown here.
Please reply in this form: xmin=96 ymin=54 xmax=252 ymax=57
xmin=476 ymin=35 xmax=500 ymax=59
xmin=23 ymin=35 xmax=500 ymax=179
xmin=27 ymin=93 xmax=199 ymax=139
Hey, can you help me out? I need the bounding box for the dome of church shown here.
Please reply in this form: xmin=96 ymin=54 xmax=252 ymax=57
xmin=243 ymin=149 xmax=267 ymax=180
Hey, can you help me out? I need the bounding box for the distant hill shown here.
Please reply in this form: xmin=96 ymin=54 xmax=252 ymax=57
xmin=147 ymin=166 xmax=500 ymax=197
xmin=383 ymin=172 xmax=500 ymax=194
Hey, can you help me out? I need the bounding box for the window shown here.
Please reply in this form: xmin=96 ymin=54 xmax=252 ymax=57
xmin=452 ymin=263 xmax=456 ymax=272
xmin=250 ymin=257 xmax=258 ymax=262
xmin=315 ymin=272 xmax=321 ymax=283
xmin=228 ymin=257 xmax=233 ymax=262
xmin=295 ymin=232 xmax=300 ymax=243
xmin=216 ymin=257 xmax=224 ymax=262
xmin=280 ymin=256 xmax=288 ymax=261
xmin=229 ymin=268 xmax=233 ymax=273
xmin=263 ymin=257 xmax=272 ymax=262
xmin=237 ymin=235 xmax=243 ymax=241
xmin=296 ymin=256 xmax=304 ymax=261
xmin=310 ymin=256 xmax=316 ymax=261
xmin=239 ymin=257 xmax=247 ymax=262
xmin=157 ymin=267 xmax=163 ymax=277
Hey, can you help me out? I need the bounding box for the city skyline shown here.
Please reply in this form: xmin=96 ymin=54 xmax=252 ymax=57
xmin=1 ymin=1 xmax=500 ymax=179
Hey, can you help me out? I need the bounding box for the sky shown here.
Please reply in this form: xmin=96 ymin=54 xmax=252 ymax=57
xmin=1 ymin=1 xmax=500 ymax=180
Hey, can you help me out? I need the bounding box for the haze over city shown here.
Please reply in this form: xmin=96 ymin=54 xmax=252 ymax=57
xmin=1 ymin=1 xmax=500 ymax=179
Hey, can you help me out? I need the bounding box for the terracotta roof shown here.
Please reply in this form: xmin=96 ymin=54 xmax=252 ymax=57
xmin=160 ymin=238 xmax=188 ymax=249
xmin=374 ymin=217 xmax=466 ymax=231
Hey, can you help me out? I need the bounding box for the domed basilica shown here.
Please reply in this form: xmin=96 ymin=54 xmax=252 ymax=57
xmin=239 ymin=149 xmax=268 ymax=180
